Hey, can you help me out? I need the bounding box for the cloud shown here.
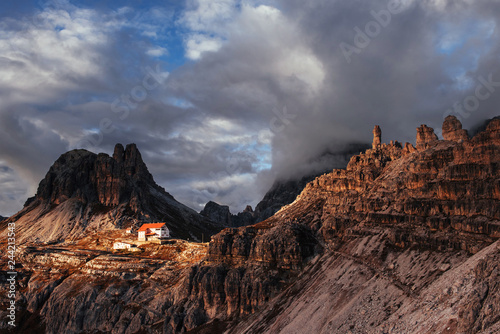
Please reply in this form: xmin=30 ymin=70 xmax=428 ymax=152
xmin=185 ymin=34 xmax=224 ymax=60
xmin=147 ymin=47 xmax=169 ymax=57
xmin=0 ymin=162 xmax=30 ymax=216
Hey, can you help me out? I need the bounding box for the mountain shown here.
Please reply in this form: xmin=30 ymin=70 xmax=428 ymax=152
xmin=1 ymin=143 xmax=222 ymax=243
xmin=252 ymin=143 xmax=370 ymax=223
xmin=200 ymin=201 xmax=255 ymax=227
xmin=0 ymin=215 xmax=5 ymax=222
xmin=219 ymin=115 xmax=500 ymax=333
xmin=470 ymin=115 xmax=500 ymax=137
xmin=201 ymin=144 xmax=370 ymax=227
xmin=1 ymin=116 xmax=499 ymax=334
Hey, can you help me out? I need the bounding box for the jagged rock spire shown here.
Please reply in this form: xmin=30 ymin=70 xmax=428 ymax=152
xmin=372 ymin=125 xmax=381 ymax=149
xmin=442 ymin=115 xmax=468 ymax=142
xmin=416 ymin=125 xmax=438 ymax=150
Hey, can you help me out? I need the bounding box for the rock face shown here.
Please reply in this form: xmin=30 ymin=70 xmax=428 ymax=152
xmin=372 ymin=125 xmax=382 ymax=149
xmin=219 ymin=116 xmax=500 ymax=333
xmin=200 ymin=202 xmax=255 ymax=227
xmin=200 ymin=201 xmax=231 ymax=226
xmin=470 ymin=115 xmax=500 ymax=137
xmin=1 ymin=144 xmax=222 ymax=243
xmin=252 ymin=144 xmax=370 ymax=223
xmin=1 ymin=117 xmax=499 ymax=334
xmin=416 ymin=124 xmax=438 ymax=149
xmin=443 ymin=115 xmax=469 ymax=142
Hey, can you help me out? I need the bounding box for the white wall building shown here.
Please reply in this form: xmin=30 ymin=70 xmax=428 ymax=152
xmin=113 ymin=242 xmax=136 ymax=250
xmin=137 ymin=223 xmax=170 ymax=241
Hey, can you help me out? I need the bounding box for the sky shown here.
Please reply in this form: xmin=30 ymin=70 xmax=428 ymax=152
xmin=0 ymin=0 xmax=500 ymax=216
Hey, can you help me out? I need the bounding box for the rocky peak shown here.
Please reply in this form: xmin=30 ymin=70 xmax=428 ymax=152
xmin=200 ymin=201 xmax=231 ymax=226
xmin=7 ymin=143 xmax=223 ymax=243
xmin=487 ymin=118 xmax=500 ymax=133
xmin=200 ymin=202 xmax=256 ymax=227
xmin=243 ymin=205 xmax=253 ymax=213
xmin=442 ymin=115 xmax=469 ymax=142
xmin=416 ymin=124 xmax=438 ymax=150
xmin=283 ymin=117 xmax=500 ymax=249
xmin=35 ymin=144 xmax=155 ymax=207
xmin=112 ymin=143 xmax=125 ymax=163
xmin=123 ymin=143 xmax=148 ymax=176
xmin=372 ymin=125 xmax=381 ymax=149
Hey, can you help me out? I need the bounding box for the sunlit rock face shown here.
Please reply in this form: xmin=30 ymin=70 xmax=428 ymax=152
xmin=442 ymin=115 xmax=469 ymax=142
xmin=416 ymin=124 xmax=439 ymax=150
xmin=272 ymin=117 xmax=500 ymax=249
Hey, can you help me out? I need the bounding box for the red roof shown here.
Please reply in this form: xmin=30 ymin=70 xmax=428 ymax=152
xmin=138 ymin=223 xmax=166 ymax=232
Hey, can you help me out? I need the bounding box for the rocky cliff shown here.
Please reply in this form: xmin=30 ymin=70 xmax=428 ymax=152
xmin=201 ymin=144 xmax=371 ymax=228
xmin=0 ymin=144 xmax=222 ymax=243
xmin=202 ymin=116 xmax=500 ymax=333
xmin=252 ymin=144 xmax=370 ymax=223
xmin=200 ymin=202 xmax=255 ymax=227
xmin=1 ymin=117 xmax=499 ymax=334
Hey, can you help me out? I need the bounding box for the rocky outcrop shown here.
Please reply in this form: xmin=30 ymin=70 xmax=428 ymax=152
xmin=200 ymin=202 xmax=255 ymax=227
xmin=253 ymin=144 xmax=370 ymax=223
xmin=372 ymin=125 xmax=382 ymax=149
xmin=443 ymin=115 xmax=469 ymax=142
xmin=1 ymin=144 xmax=222 ymax=243
xmin=270 ymin=117 xmax=500 ymax=253
xmin=416 ymin=124 xmax=438 ymax=150
xmin=201 ymin=144 xmax=371 ymax=228
xmin=200 ymin=201 xmax=232 ymax=226
xmin=207 ymin=223 xmax=318 ymax=269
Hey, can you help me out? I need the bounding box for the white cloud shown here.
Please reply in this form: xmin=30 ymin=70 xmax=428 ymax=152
xmin=179 ymin=2 xmax=325 ymax=93
xmin=181 ymin=0 xmax=237 ymax=32
xmin=147 ymin=47 xmax=168 ymax=57
xmin=180 ymin=0 xmax=238 ymax=60
xmin=0 ymin=6 xmax=123 ymax=106
xmin=229 ymin=4 xmax=325 ymax=94
xmin=185 ymin=34 xmax=224 ymax=60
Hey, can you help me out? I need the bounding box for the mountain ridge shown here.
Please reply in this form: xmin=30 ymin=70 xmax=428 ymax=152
xmin=1 ymin=116 xmax=499 ymax=334
xmin=1 ymin=143 xmax=223 ymax=243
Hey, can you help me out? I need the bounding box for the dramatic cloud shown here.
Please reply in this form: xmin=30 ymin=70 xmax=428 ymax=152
xmin=0 ymin=0 xmax=499 ymax=216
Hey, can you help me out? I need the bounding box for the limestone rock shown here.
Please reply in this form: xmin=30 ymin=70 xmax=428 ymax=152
xmin=373 ymin=125 xmax=382 ymax=149
xmin=200 ymin=201 xmax=231 ymax=226
xmin=442 ymin=115 xmax=468 ymax=142
xmin=416 ymin=124 xmax=439 ymax=150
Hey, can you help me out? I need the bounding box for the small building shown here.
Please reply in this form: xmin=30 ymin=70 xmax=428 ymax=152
xmin=113 ymin=242 xmax=136 ymax=250
xmin=137 ymin=223 xmax=170 ymax=242
xmin=125 ymin=228 xmax=133 ymax=234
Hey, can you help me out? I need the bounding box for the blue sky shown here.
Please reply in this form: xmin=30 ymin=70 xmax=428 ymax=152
xmin=0 ymin=0 xmax=499 ymax=216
